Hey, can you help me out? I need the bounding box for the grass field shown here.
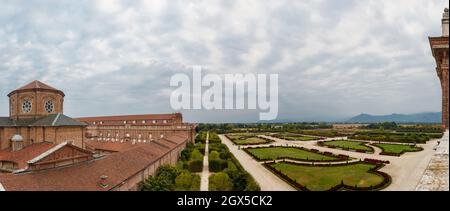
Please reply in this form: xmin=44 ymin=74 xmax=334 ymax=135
xmin=246 ymin=147 xmax=340 ymax=161
xmin=322 ymin=140 xmax=374 ymax=153
xmin=270 ymin=162 xmax=386 ymax=191
xmin=372 ymin=143 xmax=422 ymax=155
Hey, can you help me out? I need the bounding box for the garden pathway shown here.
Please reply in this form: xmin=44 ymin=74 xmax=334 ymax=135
xmin=200 ymin=132 xmax=210 ymax=191
xmin=219 ymin=135 xmax=296 ymax=191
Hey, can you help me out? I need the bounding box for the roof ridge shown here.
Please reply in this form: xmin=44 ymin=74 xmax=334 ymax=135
xmin=27 ymin=141 xmax=70 ymax=164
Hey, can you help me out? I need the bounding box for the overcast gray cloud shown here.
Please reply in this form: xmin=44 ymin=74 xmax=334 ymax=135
xmin=0 ymin=0 xmax=448 ymax=123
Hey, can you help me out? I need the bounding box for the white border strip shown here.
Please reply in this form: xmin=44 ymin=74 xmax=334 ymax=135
xmin=0 ymin=182 xmax=5 ymax=191
xmin=51 ymin=113 xmax=62 ymax=126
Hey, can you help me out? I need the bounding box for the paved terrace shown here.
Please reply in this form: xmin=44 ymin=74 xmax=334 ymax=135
xmin=416 ymin=131 xmax=449 ymax=191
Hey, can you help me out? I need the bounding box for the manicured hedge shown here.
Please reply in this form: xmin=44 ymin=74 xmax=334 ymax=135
xmin=209 ymin=159 xmax=228 ymax=172
xmin=188 ymin=160 xmax=203 ymax=172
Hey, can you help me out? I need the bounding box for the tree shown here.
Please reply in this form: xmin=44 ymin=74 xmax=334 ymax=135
xmin=141 ymin=165 xmax=180 ymax=191
xmin=175 ymin=172 xmax=198 ymax=191
xmin=209 ymin=172 xmax=233 ymax=191
xmin=141 ymin=175 xmax=174 ymax=191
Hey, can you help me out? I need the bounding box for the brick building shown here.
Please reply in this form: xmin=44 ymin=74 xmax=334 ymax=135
xmin=0 ymin=81 xmax=196 ymax=191
xmin=430 ymin=8 xmax=449 ymax=130
xmin=0 ymin=81 xmax=87 ymax=151
xmin=77 ymin=113 xmax=196 ymax=147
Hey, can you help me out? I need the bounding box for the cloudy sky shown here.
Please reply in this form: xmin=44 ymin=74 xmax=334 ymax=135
xmin=0 ymin=0 xmax=448 ymax=123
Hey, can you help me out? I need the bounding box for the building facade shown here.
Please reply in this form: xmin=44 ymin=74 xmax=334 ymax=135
xmin=0 ymin=81 xmax=196 ymax=191
xmin=430 ymin=8 xmax=449 ymax=130
xmin=77 ymin=113 xmax=196 ymax=145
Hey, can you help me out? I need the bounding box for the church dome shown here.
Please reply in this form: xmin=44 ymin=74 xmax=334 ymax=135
xmin=8 ymin=80 xmax=65 ymax=97
xmin=8 ymin=80 xmax=65 ymax=119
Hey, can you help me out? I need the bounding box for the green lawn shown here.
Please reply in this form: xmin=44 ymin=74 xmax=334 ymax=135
xmin=322 ymin=140 xmax=374 ymax=152
xmin=373 ymin=143 xmax=422 ymax=155
xmin=246 ymin=147 xmax=339 ymax=161
xmin=270 ymin=162 xmax=386 ymax=191
xmin=230 ymin=136 xmax=271 ymax=145
xmin=273 ymin=133 xmax=319 ymax=141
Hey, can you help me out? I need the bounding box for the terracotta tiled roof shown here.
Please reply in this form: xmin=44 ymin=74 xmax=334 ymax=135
xmin=85 ymin=141 xmax=141 ymax=152
xmin=76 ymin=113 xmax=180 ymax=122
xmin=8 ymin=80 xmax=64 ymax=97
xmin=85 ymin=135 xmax=187 ymax=153
xmin=0 ymin=142 xmax=176 ymax=191
xmin=0 ymin=142 xmax=57 ymax=169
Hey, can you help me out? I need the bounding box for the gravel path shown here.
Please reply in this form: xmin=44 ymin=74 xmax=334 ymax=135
xmin=200 ymin=132 xmax=210 ymax=191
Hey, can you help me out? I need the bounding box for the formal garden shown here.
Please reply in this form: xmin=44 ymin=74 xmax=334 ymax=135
xmin=206 ymin=133 xmax=260 ymax=191
xmin=372 ymin=143 xmax=423 ymax=156
xmin=295 ymin=130 xmax=348 ymax=138
xmin=350 ymin=131 xmax=443 ymax=144
xmin=271 ymin=133 xmax=320 ymax=141
xmin=265 ymin=161 xmax=391 ymax=191
xmin=244 ymin=146 xmax=348 ymax=162
xmin=225 ymin=133 xmax=273 ymax=145
xmin=318 ymin=140 xmax=374 ymax=153
xmin=141 ymin=131 xmax=259 ymax=191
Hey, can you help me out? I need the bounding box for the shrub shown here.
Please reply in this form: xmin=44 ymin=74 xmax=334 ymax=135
xmin=209 ymin=151 xmax=220 ymax=160
xmin=141 ymin=165 xmax=180 ymax=191
xmin=209 ymin=172 xmax=233 ymax=191
xmin=190 ymin=149 xmax=204 ymax=161
xmin=209 ymin=159 xmax=228 ymax=172
xmin=188 ymin=160 xmax=203 ymax=172
xmin=175 ymin=172 xmax=200 ymax=191
xmin=245 ymin=179 xmax=261 ymax=191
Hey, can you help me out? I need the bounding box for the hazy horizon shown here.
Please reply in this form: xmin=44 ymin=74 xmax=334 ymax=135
xmin=1 ymin=0 xmax=448 ymax=123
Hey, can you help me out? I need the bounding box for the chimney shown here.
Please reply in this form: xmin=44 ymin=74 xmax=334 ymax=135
xmin=11 ymin=135 xmax=24 ymax=151
xmin=443 ymin=8 xmax=449 ymax=37
xmin=99 ymin=175 xmax=109 ymax=188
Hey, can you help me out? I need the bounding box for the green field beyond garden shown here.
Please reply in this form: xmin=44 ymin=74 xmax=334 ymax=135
xmin=270 ymin=162 xmax=386 ymax=191
xmin=246 ymin=147 xmax=340 ymax=161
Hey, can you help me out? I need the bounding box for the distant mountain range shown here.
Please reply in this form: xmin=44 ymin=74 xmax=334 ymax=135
xmin=346 ymin=112 xmax=442 ymax=124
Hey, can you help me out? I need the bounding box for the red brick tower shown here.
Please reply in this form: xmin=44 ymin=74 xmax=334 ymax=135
xmin=430 ymin=8 xmax=449 ymax=130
